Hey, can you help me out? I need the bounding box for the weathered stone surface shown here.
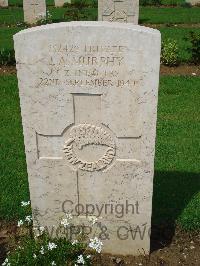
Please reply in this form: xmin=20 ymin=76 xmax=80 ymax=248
xmin=23 ymin=0 xmax=46 ymax=24
xmin=55 ymin=0 xmax=71 ymax=7
xmin=14 ymin=22 xmax=161 ymax=255
xmin=98 ymin=0 xmax=139 ymax=24
xmin=0 ymin=0 xmax=8 ymax=7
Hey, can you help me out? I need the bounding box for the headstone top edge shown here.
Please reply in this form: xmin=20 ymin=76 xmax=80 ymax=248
xmin=13 ymin=21 xmax=160 ymax=40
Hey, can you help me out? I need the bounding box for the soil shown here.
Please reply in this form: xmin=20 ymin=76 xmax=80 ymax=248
xmin=0 ymin=66 xmax=16 ymax=75
xmin=93 ymin=227 xmax=200 ymax=265
xmin=0 ymin=65 xmax=200 ymax=77
xmin=160 ymin=64 xmax=200 ymax=76
xmin=0 ymin=222 xmax=199 ymax=266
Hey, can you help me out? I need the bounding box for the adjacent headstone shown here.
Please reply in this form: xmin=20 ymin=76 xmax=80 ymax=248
xmin=55 ymin=0 xmax=71 ymax=7
xmin=186 ymin=0 xmax=200 ymax=5
xmin=23 ymin=0 xmax=46 ymax=24
xmin=14 ymin=22 xmax=161 ymax=255
xmin=98 ymin=0 xmax=139 ymax=24
xmin=0 ymin=0 xmax=8 ymax=7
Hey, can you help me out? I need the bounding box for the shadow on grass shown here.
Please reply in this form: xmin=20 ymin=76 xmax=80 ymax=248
xmin=151 ymin=170 xmax=200 ymax=252
xmin=138 ymin=18 xmax=150 ymax=24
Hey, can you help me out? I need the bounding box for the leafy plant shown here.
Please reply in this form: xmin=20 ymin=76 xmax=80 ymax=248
xmin=36 ymin=11 xmax=53 ymax=26
xmin=161 ymin=38 xmax=180 ymax=66
xmin=185 ymin=31 xmax=200 ymax=65
xmin=0 ymin=49 xmax=15 ymax=66
xmin=2 ymin=201 xmax=103 ymax=266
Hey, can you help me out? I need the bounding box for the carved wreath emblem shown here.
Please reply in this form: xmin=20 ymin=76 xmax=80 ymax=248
xmin=63 ymin=124 xmax=116 ymax=172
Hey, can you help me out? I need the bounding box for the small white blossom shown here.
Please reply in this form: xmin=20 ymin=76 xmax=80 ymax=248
xmin=34 ymin=226 xmax=45 ymax=237
xmin=33 ymin=253 xmax=37 ymax=259
xmin=86 ymin=255 xmax=91 ymax=258
xmin=37 ymin=12 xmax=46 ymax=20
xmin=25 ymin=215 xmax=32 ymax=224
xmin=17 ymin=219 xmax=24 ymax=227
xmin=77 ymin=254 xmax=85 ymax=265
xmin=47 ymin=242 xmax=57 ymax=250
xmin=88 ymin=237 xmax=103 ymax=253
xmin=40 ymin=246 xmax=45 ymax=255
xmin=65 ymin=213 xmax=73 ymax=220
xmin=2 ymin=258 xmax=11 ymax=266
xmin=72 ymin=240 xmax=78 ymax=245
xmin=88 ymin=216 xmax=98 ymax=225
xmin=61 ymin=218 xmax=70 ymax=228
xmin=39 ymin=226 xmax=45 ymax=233
xmin=21 ymin=201 xmax=30 ymax=207
xmin=51 ymin=261 xmax=56 ymax=266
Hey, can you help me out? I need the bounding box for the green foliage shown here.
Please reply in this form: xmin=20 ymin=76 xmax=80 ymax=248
xmin=160 ymin=28 xmax=200 ymax=63
xmin=140 ymin=0 xmax=185 ymax=6
xmin=36 ymin=11 xmax=53 ymax=26
xmin=185 ymin=31 xmax=200 ymax=65
xmin=71 ymin=0 xmax=88 ymax=9
xmin=1 ymin=202 xmax=101 ymax=265
xmin=161 ymin=38 xmax=180 ymax=66
xmin=4 ymin=236 xmax=90 ymax=266
xmin=0 ymin=49 xmax=15 ymax=66
xmin=140 ymin=0 xmax=162 ymax=6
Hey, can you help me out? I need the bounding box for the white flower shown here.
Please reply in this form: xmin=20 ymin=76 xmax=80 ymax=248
xmin=88 ymin=237 xmax=103 ymax=253
xmin=2 ymin=258 xmax=10 ymax=266
xmin=51 ymin=261 xmax=56 ymax=265
xmin=72 ymin=240 xmax=78 ymax=245
xmin=60 ymin=218 xmax=70 ymax=228
xmin=39 ymin=226 xmax=45 ymax=233
xmin=65 ymin=213 xmax=73 ymax=220
xmin=25 ymin=215 xmax=32 ymax=224
xmin=86 ymin=255 xmax=91 ymax=258
xmin=37 ymin=12 xmax=46 ymax=19
xmin=88 ymin=216 xmax=98 ymax=225
xmin=77 ymin=254 xmax=85 ymax=265
xmin=17 ymin=219 xmax=24 ymax=227
xmin=21 ymin=201 xmax=30 ymax=207
xmin=40 ymin=246 xmax=45 ymax=255
xmin=47 ymin=242 xmax=57 ymax=250
xmin=33 ymin=253 xmax=37 ymax=259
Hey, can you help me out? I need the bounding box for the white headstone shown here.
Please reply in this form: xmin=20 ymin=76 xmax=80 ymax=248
xmin=98 ymin=0 xmax=139 ymax=24
xmin=55 ymin=0 xmax=71 ymax=7
xmin=0 ymin=0 xmax=8 ymax=7
xmin=14 ymin=22 xmax=161 ymax=256
xmin=23 ymin=0 xmax=46 ymax=24
xmin=186 ymin=0 xmax=200 ymax=5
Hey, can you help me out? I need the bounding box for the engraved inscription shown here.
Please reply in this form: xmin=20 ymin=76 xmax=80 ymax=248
xmin=63 ymin=124 xmax=116 ymax=172
xmin=35 ymin=44 xmax=143 ymax=89
xmin=102 ymin=0 xmax=129 ymax=22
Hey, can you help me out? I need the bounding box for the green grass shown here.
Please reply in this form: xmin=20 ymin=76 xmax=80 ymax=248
xmin=0 ymin=7 xmax=23 ymax=25
xmin=0 ymin=75 xmax=29 ymax=220
xmin=140 ymin=6 xmax=200 ymax=24
xmin=0 ymin=6 xmax=200 ymax=25
xmin=153 ymin=76 xmax=200 ymax=230
xmin=0 ymin=75 xmax=199 ymax=231
xmin=159 ymin=27 xmax=200 ymax=62
xmin=9 ymin=0 xmax=55 ymax=6
xmin=0 ymin=27 xmax=24 ymax=50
